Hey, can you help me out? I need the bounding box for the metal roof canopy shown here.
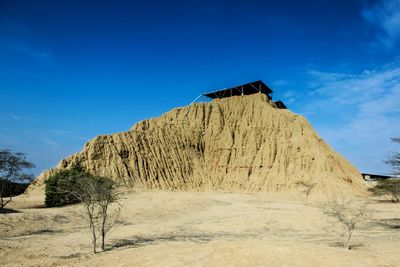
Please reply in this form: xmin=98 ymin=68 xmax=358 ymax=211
xmin=203 ymin=80 xmax=272 ymax=99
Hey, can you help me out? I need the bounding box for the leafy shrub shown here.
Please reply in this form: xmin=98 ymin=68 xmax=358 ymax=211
xmin=45 ymin=164 xmax=87 ymax=207
xmin=45 ymin=164 xmax=121 ymax=252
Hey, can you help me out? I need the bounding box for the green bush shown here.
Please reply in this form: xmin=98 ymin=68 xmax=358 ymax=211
xmin=45 ymin=164 xmax=88 ymax=207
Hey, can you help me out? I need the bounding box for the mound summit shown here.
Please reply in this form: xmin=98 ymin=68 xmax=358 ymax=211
xmin=31 ymin=81 xmax=368 ymax=196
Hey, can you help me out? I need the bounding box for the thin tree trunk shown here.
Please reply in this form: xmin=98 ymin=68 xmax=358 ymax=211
xmin=0 ymin=179 xmax=14 ymax=209
xmin=92 ymin=231 xmax=97 ymax=254
xmin=101 ymin=203 xmax=108 ymax=251
xmin=101 ymin=230 xmax=105 ymax=251
xmin=86 ymin=204 xmax=97 ymax=254
xmin=0 ymin=180 xmax=5 ymax=208
xmin=1 ymin=196 xmax=12 ymax=209
xmin=346 ymin=229 xmax=353 ymax=250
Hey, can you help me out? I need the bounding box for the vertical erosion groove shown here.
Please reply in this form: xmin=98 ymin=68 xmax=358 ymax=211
xmin=32 ymin=94 xmax=367 ymax=195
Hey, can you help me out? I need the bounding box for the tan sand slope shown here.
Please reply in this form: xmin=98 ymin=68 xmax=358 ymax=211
xmin=1 ymin=191 xmax=399 ymax=267
xmin=30 ymin=93 xmax=367 ymax=195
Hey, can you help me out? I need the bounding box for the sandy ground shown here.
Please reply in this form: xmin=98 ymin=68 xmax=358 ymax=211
xmin=1 ymin=190 xmax=400 ymax=267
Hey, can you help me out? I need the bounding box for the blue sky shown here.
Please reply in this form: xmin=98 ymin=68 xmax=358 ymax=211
xmin=1 ymin=0 xmax=399 ymax=176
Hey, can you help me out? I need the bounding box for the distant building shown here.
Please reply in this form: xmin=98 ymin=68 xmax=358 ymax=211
xmin=362 ymin=173 xmax=395 ymax=181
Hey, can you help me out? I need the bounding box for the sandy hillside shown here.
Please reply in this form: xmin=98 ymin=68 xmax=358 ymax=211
xmin=30 ymin=94 xmax=367 ymax=196
xmin=1 ymin=190 xmax=399 ymax=267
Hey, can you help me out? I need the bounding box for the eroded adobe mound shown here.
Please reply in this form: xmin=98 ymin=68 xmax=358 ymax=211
xmin=30 ymin=94 xmax=367 ymax=196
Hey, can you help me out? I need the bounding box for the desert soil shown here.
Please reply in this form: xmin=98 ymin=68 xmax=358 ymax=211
xmin=1 ymin=190 xmax=399 ymax=267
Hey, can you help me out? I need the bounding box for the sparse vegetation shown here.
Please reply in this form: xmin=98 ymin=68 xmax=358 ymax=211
xmin=44 ymin=163 xmax=121 ymax=253
xmin=70 ymin=175 xmax=121 ymax=253
xmin=369 ymin=179 xmax=400 ymax=203
xmin=45 ymin=164 xmax=87 ymax=207
xmin=296 ymin=181 xmax=316 ymax=200
xmin=385 ymin=137 xmax=400 ymax=176
xmin=0 ymin=149 xmax=35 ymax=209
xmin=369 ymin=137 xmax=400 ymax=203
xmin=323 ymin=198 xmax=369 ymax=250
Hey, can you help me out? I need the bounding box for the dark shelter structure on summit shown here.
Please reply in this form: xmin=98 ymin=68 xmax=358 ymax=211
xmin=203 ymin=80 xmax=272 ymax=99
xmin=203 ymin=80 xmax=287 ymax=109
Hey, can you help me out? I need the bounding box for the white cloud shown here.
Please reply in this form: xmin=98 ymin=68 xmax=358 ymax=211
xmin=9 ymin=113 xmax=22 ymax=120
xmin=308 ymin=66 xmax=400 ymax=106
xmin=73 ymin=136 xmax=89 ymax=141
xmin=0 ymin=40 xmax=52 ymax=62
xmin=49 ymin=129 xmax=73 ymax=135
xmin=39 ymin=137 xmax=58 ymax=147
xmin=362 ymin=0 xmax=400 ymax=48
xmin=272 ymin=79 xmax=288 ymax=86
xmin=302 ymin=62 xmax=400 ymax=174
xmin=0 ymin=18 xmax=53 ymax=63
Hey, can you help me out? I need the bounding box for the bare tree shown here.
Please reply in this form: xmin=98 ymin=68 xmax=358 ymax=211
xmin=385 ymin=137 xmax=400 ymax=176
xmin=323 ymin=197 xmax=369 ymax=250
xmin=69 ymin=175 xmax=121 ymax=253
xmin=0 ymin=149 xmax=35 ymax=209
xmin=369 ymin=179 xmax=400 ymax=203
xmin=296 ymin=181 xmax=316 ymax=200
xmin=369 ymin=137 xmax=400 ymax=202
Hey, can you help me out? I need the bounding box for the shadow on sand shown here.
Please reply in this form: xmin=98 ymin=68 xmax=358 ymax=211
xmin=108 ymin=230 xmax=265 ymax=252
xmin=108 ymin=232 xmax=215 ymax=251
xmin=0 ymin=207 xmax=20 ymax=214
xmin=372 ymin=218 xmax=400 ymax=230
